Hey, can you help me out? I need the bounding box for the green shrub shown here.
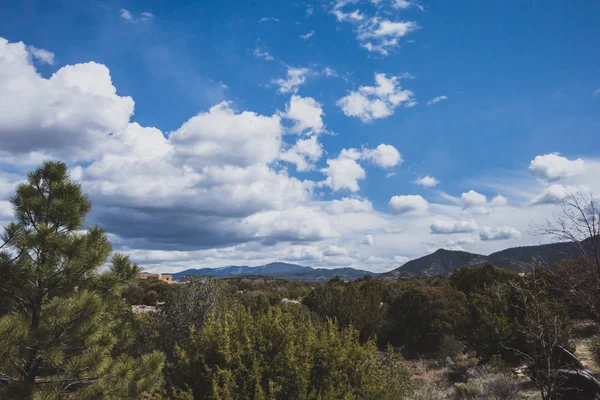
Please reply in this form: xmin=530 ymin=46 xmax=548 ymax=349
xmin=454 ymin=372 xmax=520 ymax=400
xmin=438 ymin=335 xmax=465 ymax=360
xmin=303 ymin=280 xmax=386 ymax=343
xmin=454 ymin=379 xmax=485 ymax=399
xmin=589 ymin=335 xmax=600 ymax=365
xmin=487 ymin=375 xmax=520 ymax=400
xmin=169 ymin=304 xmax=413 ymax=400
xmin=381 ymin=281 xmax=468 ymax=356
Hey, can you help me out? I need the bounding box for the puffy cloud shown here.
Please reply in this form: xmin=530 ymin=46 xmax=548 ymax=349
xmin=460 ymin=190 xmax=508 ymax=214
xmin=320 ymin=144 xmax=401 ymax=191
xmin=389 ymin=195 xmax=428 ymax=215
xmin=169 ymin=102 xmax=283 ymax=168
xmin=362 ymin=144 xmax=402 ymax=168
xmin=330 ymin=0 xmax=419 ymax=55
xmin=280 ymin=95 xmax=325 ymax=134
xmin=0 ymin=38 xmax=134 ymax=160
xmin=430 ymin=219 xmax=478 ymax=234
xmin=529 ymin=153 xmax=585 ymax=181
xmin=414 ymin=175 xmax=439 ymax=188
xmin=337 ymin=73 xmax=414 ymax=122
xmin=272 ymin=67 xmax=310 ymax=94
xmin=325 ymin=197 xmax=373 ymax=215
xmin=491 ymin=195 xmax=508 ymax=207
xmin=530 ymin=184 xmax=589 ymax=205
xmin=461 ymin=190 xmax=487 ymax=209
xmin=363 ymin=234 xmax=375 ymax=245
xmin=242 ymin=207 xmax=338 ymax=245
xmin=357 ymin=19 xmax=419 ymax=55
xmin=321 ymin=157 xmax=366 ymax=192
xmin=279 ymin=135 xmax=323 ymax=171
xmin=480 ymin=226 xmax=522 ymax=241
xmin=282 ymin=245 xmax=324 ymax=262
xmin=426 ymin=95 xmax=447 ymax=106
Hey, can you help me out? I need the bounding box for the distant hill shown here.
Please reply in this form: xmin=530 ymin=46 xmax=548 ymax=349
xmin=171 ymin=262 xmax=375 ymax=282
xmin=382 ymin=239 xmax=587 ymax=278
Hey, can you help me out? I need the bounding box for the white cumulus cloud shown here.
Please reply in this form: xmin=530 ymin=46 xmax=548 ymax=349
xmin=325 ymin=197 xmax=373 ymax=215
xmin=461 ymin=190 xmax=487 ymax=209
xmin=279 ymin=95 xmax=325 ymax=134
xmin=272 ymin=67 xmax=310 ymax=94
xmin=389 ymin=195 xmax=428 ymax=214
xmin=362 ymin=144 xmax=402 ymax=168
xmin=414 ymin=175 xmax=439 ymax=188
xmin=430 ymin=219 xmax=478 ymax=234
xmin=321 ymin=157 xmax=366 ymax=192
xmin=337 ymin=73 xmax=414 ymax=122
xmin=491 ymin=195 xmax=508 ymax=207
xmin=169 ymin=101 xmax=283 ymax=168
xmin=480 ymin=226 xmax=522 ymax=241
xmin=279 ymin=135 xmax=323 ymax=172
xmin=530 ymin=184 xmax=590 ymax=205
xmin=0 ymin=38 xmax=134 ymax=160
xmin=529 ymin=153 xmax=585 ymax=181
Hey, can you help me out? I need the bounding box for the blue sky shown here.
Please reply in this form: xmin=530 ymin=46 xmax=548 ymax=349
xmin=1 ymin=0 xmax=599 ymax=272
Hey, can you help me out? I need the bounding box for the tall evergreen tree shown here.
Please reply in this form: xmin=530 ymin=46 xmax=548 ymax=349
xmin=0 ymin=161 xmax=164 ymax=399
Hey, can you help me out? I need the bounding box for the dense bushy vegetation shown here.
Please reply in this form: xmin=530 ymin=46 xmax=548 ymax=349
xmin=123 ymin=278 xmax=173 ymax=306
xmin=2 ymin=161 xmax=599 ymax=399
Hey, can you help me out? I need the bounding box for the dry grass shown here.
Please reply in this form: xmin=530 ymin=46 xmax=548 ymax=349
xmin=572 ymin=320 xmax=600 ymax=374
xmin=403 ymin=323 xmax=600 ymax=399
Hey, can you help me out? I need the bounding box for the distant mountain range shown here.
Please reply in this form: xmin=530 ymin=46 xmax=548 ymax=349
xmin=171 ymin=262 xmax=375 ymax=282
xmin=164 ymin=239 xmax=590 ymax=282
xmin=382 ymin=239 xmax=588 ymax=278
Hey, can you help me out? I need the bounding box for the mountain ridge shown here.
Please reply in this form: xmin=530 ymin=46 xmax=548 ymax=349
xmin=163 ymin=239 xmax=590 ymax=282
xmin=383 ymin=239 xmax=588 ymax=278
xmin=170 ymin=262 xmax=376 ymax=282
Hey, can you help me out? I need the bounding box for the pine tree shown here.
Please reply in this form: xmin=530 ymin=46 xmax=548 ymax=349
xmin=0 ymin=161 xmax=164 ymax=399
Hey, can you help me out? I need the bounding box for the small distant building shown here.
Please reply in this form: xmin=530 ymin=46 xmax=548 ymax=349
xmin=138 ymin=273 xmax=177 ymax=284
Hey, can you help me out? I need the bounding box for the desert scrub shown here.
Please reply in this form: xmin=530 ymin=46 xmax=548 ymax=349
xmin=590 ymin=335 xmax=600 ymax=365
